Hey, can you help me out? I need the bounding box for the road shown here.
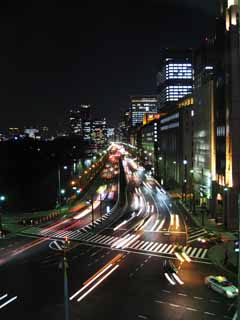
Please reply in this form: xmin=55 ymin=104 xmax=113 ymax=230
xmin=0 ymin=144 xmax=237 ymax=319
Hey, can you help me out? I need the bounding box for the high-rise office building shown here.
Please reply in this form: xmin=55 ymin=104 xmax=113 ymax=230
xmin=192 ymin=0 xmax=240 ymax=229
xmin=130 ymin=96 xmax=158 ymax=127
xmin=68 ymin=104 xmax=91 ymax=136
xmin=91 ymin=119 xmax=107 ymax=151
xmin=156 ymin=49 xmax=193 ymax=109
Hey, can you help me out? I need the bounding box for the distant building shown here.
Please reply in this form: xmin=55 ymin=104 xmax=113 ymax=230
xmin=106 ymin=127 xmax=115 ymax=142
xmin=24 ymin=128 xmax=39 ymax=139
xmin=156 ymin=48 xmax=193 ymax=109
xmin=91 ymin=119 xmax=107 ymax=153
xmin=118 ymin=109 xmax=131 ymax=143
xmin=68 ymin=104 xmax=91 ymax=136
xmin=130 ymin=96 xmax=158 ymax=127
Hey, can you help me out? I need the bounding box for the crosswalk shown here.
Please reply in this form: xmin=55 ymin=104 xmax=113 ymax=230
xmin=187 ymin=226 xmax=207 ymax=243
xmin=22 ymin=225 xmax=209 ymax=261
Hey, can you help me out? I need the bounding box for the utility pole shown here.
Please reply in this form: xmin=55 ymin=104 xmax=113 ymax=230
xmin=237 ymin=193 xmax=240 ymax=320
xmin=91 ymin=194 xmax=94 ymax=229
xmin=58 ymin=165 xmax=61 ymax=206
xmin=99 ymin=193 xmax=103 ymax=223
xmin=63 ymin=237 xmax=70 ymax=320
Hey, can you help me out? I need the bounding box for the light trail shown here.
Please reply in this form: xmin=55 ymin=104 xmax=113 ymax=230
xmin=170 ymin=214 xmax=174 ymax=226
xmin=175 ymin=215 xmax=179 ymax=229
xmin=70 ymin=264 xmax=113 ymax=300
xmin=113 ymin=220 xmax=127 ymax=231
xmin=164 ymin=273 xmax=175 ymax=285
xmin=172 ymin=273 xmax=184 ymax=285
xmin=77 ymin=264 xmax=119 ymax=302
xmin=0 ymin=296 xmax=18 ymax=309
xmin=182 ymin=252 xmax=191 ymax=263
xmin=150 ymin=219 xmax=159 ymax=232
xmin=175 ymin=252 xmax=185 ymax=263
xmin=139 ymin=216 xmax=152 ymax=231
xmin=156 ymin=219 xmax=165 ymax=231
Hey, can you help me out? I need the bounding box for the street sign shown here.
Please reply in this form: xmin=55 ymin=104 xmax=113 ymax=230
xmin=49 ymin=240 xmax=65 ymax=251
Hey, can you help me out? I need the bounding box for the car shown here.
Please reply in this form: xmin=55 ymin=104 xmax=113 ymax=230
xmin=205 ymin=275 xmax=239 ymax=298
xmin=198 ymin=232 xmax=223 ymax=246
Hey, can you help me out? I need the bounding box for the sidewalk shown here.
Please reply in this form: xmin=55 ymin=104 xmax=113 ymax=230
xmin=168 ymin=190 xmax=238 ymax=281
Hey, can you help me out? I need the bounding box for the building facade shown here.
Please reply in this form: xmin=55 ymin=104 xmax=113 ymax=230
xmin=130 ymin=96 xmax=158 ymax=127
xmin=156 ymin=48 xmax=193 ymax=109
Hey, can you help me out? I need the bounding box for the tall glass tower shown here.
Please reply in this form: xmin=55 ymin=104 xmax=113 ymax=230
xmin=156 ymin=48 xmax=193 ymax=109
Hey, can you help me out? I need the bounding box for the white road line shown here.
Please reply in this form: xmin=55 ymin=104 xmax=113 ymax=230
xmin=89 ymin=234 xmax=104 ymax=242
xmin=189 ymin=247 xmax=198 ymax=257
xmin=153 ymin=243 xmax=164 ymax=252
xmin=95 ymin=235 xmax=109 ymax=243
xmin=156 ymin=219 xmax=165 ymax=231
xmin=144 ymin=242 xmax=154 ymax=251
xmin=163 ymin=244 xmax=173 ymax=254
xmin=150 ymin=220 xmax=159 ymax=232
xmin=186 ymin=307 xmax=198 ymax=312
xmin=139 ymin=242 xmax=149 ymax=250
xmin=195 ymin=248 xmax=203 ymax=258
xmin=169 ymin=303 xmax=180 ymax=308
xmin=188 ymin=230 xmax=207 ymax=239
xmin=105 ymin=237 xmax=116 ymax=245
xmin=188 ymin=229 xmax=206 ymax=236
xmin=200 ymin=249 xmax=208 ymax=259
xmin=129 ymin=240 xmax=141 ymax=249
xmin=178 ymin=293 xmax=187 ymax=297
xmin=0 ymin=294 xmax=8 ymax=301
xmin=185 ymin=247 xmax=192 ymax=255
xmin=204 ymin=311 xmax=216 ymax=316
xmin=99 ymin=236 xmax=112 ymax=244
xmin=168 ymin=245 xmax=177 ymax=254
xmin=194 ymin=296 xmax=203 ymax=300
xmin=133 ymin=241 xmax=145 ymax=249
xmin=158 ymin=243 xmax=168 ymax=253
xmin=0 ymin=296 xmax=18 ymax=309
xmin=148 ymin=243 xmax=159 ymax=251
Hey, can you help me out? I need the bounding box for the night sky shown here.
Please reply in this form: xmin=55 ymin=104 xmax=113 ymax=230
xmin=0 ymin=0 xmax=218 ymax=131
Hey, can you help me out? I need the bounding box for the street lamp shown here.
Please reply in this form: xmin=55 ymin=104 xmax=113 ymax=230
xmin=0 ymin=195 xmax=6 ymax=233
xmin=58 ymin=165 xmax=68 ymax=207
xmin=182 ymin=159 xmax=188 ymax=203
xmin=62 ymin=236 xmax=70 ymax=320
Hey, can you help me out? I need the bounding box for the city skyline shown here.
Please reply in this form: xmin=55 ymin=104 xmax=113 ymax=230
xmin=0 ymin=1 xmax=217 ymax=130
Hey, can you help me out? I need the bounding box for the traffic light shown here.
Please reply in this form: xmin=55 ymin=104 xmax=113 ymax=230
xmin=234 ymin=239 xmax=239 ymax=253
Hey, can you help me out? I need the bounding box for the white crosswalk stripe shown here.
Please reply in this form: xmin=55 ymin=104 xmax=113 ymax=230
xmin=21 ymin=227 xmax=209 ymax=260
xmin=187 ymin=227 xmax=207 ymax=243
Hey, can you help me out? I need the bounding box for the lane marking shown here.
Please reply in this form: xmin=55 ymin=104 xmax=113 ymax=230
xmin=186 ymin=307 xmax=198 ymax=312
xmin=0 ymin=294 xmax=8 ymax=301
xmin=204 ymin=311 xmax=216 ymax=316
xmin=0 ymin=296 xmax=18 ymax=309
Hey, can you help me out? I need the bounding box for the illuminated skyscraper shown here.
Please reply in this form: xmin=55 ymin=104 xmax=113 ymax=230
xmin=156 ymin=49 xmax=193 ymax=109
xmin=130 ymin=95 xmax=158 ymax=127
xmin=68 ymin=104 xmax=91 ymax=137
